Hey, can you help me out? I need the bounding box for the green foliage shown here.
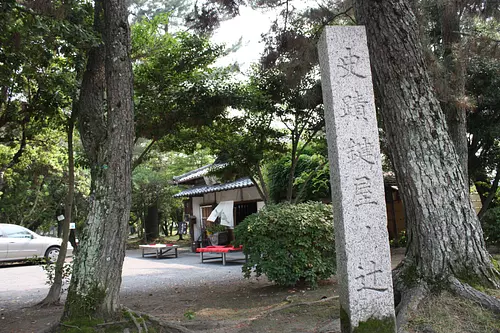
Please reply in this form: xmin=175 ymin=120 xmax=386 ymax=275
xmin=0 ymin=128 xmax=90 ymax=231
xmin=0 ymin=1 xmax=93 ymax=231
xmin=198 ymin=112 xmax=285 ymax=201
xmin=267 ymin=143 xmax=330 ymax=203
xmin=206 ymin=223 xmax=227 ymax=234
xmin=480 ymin=207 xmax=500 ymax=246
xmin=234 ymin=202 xmax=335 ymax=288
xmin=183 ymin=310 xmax=196 ymax=320
xmin=132 ymin=14 xmax=241 ymax=147
xmin=467 ymin=57 xmax=500 ymax=184
xmin=390 ymin=230 xmax=408 ymax=248
xmin=28 ymin=256 xmax=73 ymax=290
xmin=131 ymin=148 xmax=213 ymax=235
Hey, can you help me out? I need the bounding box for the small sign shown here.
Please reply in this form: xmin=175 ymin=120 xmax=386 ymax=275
xmin=70 ymin=223 xmax=76 ymax=230
xmin=57 ymin=215 xmax=65 ymax=221
xmin=178 ymin=221 xmax=187 ymax=234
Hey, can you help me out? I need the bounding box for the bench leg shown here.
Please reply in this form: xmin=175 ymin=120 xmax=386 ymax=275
xmin=175 ymin=248 xmax=178 ymax=258
xmin=142 ymin=249 xmax=145 ymax=258
xmin=222 ymin=253 xmax=226 ymax=265
xmin=200 ymin=252 xmax=203 ymax=263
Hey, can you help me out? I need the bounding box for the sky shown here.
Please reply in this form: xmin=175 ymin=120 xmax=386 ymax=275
xmin=212 ymin=7 xmax=278 ymax=74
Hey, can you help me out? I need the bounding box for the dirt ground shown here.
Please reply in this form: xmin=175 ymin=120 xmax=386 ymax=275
xmin=1 ymin=276 xmax=341 ymax=333
xmin=0 ymin=247 xmax=405 ymax=333
xmin=2 ymin=249 xmax=497 ymax=333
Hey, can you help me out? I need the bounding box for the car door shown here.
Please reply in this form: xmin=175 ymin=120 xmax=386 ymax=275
xmin=0 ymin=227 xmax=8 ymax=259
xmin=2 ymin=225 xmax=39 ymax=260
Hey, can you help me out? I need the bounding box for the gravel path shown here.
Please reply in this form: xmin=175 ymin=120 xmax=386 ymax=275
xmin=0 ymin=247 xmax=248 ymax=311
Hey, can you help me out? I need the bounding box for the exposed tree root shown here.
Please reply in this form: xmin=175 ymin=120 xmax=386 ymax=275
xmin=394 ymin=284 xmax=429 ymax=333
xmin=261 ymin=295 xmax=339 ymax=317
xmin=36 ymin=299 xmax=62 ymax=308
xmin=393 ymin=260 xmax=500 ymax=333
xmin=96 ymin=320 xmax=128 ymax=326
xmin=125 ymin=307 xmax=196 ymax=333
xmin=125 ymin=307 xmax=144 ymax=332
xmin=60 ymin=322 xmax=82 ymax=330
xmin=449 ymin=277 xmax=500 ymax=313
xmin=123 ymin=296 xmax=339 ymax=333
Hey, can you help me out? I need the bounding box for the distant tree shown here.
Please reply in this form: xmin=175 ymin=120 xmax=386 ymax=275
xmin=128 ymin=0 xmax=192 ymax=27
xmin=0 ymin=0 xmax=95 ymax=192
xmin=131 ymin=14 xmax=242 ymax=164
xmin=200 ymin=111 xmax=284 ymax=203
xmin=418 ymin=0 xmax=500 ymax=185
xmin=131 ymin=154 xmax=184 ymax=242
xmin=467 ymin=57 xmax=500 ymax=218
xmin=267 ymin=141 xmax=329 ymax=203
xmin=249 ymin=64 xmax=324 ymax=202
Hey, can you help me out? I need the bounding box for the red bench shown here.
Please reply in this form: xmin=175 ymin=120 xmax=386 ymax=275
xmin=196 ymin=245 xmax=245 ymax=265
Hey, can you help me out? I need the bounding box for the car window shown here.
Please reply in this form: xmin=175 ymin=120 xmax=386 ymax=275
xmin=1 ymin=225 xmax=32 ymax=239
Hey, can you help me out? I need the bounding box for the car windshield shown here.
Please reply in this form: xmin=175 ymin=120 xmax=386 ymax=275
xmin=1 ymin=225 xmax=33 ymax=239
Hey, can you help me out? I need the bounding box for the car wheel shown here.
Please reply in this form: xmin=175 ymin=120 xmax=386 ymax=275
xmin=45 ymin=246 xmax=60 ymax=263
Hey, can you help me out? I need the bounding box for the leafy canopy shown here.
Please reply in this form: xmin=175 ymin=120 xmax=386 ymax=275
xmin=132 ymin=14 xmax=242 ymax=145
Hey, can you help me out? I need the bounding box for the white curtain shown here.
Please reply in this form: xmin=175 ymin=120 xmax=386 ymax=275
xmin=207 ymin=201 xmax=234 ymax=228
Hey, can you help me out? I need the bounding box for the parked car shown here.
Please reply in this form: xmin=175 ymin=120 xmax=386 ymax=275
xmin=0 ymin=223 xmax=73 ymax=263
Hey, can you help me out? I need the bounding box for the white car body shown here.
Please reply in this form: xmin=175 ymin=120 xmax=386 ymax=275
xmin=0 ymin=223 xmax=73 ymax=262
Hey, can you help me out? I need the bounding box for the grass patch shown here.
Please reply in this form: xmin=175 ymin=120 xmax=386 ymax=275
xmin=407 ymin=292 xmax=500 ymax=333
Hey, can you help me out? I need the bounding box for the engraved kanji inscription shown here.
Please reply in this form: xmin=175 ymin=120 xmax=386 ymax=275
xmin=340 ymin=90 xmax=369 ymax=120
xmin=355 ymin=260 xmax=388 ymax=293
xmin=337 ymin=47 xmax=367 ymax=78
xmin=347 ymin=137 xmax=375 ymax=165
xmin=354 ymin=176 xmax=377 ymax=206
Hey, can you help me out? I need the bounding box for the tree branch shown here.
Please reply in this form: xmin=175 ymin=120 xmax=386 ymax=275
xmin=132 ymin=139 xmax=157 ymax=171
xmin=454 ymin=31 xmax=500 ymax=43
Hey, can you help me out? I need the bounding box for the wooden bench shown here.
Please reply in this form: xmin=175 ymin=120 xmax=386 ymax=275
xmin=196 ymin=245 xmax=245 ymax=265
xmin=139 ymin=244 xmax=178 ymax=259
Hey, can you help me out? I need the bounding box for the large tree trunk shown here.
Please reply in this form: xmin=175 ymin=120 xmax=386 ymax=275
xmin=63 ymin=0 xmax=134 ymax=321
xmin=354 ymin=0 xmax=499 ymax=288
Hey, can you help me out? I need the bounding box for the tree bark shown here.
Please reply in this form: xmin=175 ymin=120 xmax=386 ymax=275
xmin=354 ymin=0 xmax=499 ymax=288
xmin=63 ymin=0 xmax=134 ymax=321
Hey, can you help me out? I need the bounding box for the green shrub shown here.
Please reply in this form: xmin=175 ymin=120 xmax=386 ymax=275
xmin=481 ymin=207 xmax=500 ymax=246
xmin=234 ymin=202 xmax=335 ymax=288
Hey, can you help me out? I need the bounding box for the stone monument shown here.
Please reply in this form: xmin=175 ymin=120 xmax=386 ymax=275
xmin=317 ymin=26 xmax=396 ymax=332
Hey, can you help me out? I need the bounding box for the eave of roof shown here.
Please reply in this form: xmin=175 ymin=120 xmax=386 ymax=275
xmin=173 ymin=177 xmax=254 ymax=198
xmin=173 ymin=163 xmax=226 ymax=184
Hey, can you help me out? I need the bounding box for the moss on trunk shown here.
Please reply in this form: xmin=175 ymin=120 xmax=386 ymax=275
xmin=340 ymin=306 xmax=396 ymax=333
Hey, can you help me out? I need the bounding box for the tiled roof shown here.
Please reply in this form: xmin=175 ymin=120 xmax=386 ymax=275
xmin=173 ymin=177 xmax=254 ymax=198
xmin=173 ymin=163 xmax=226 ymax=184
